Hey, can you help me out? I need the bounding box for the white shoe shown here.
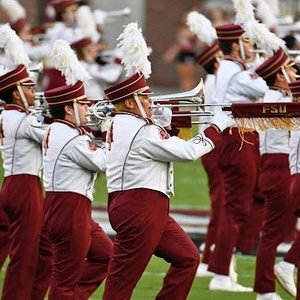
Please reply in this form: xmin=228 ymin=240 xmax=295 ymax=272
xmin=274 ymin=261 xmax=296 ymax=297
xmin=209 ymin=276 xmax=253 ymax=292
xmin=256 ymin=292 xmax=283 ymax=300
xmin=199 ymin=242 xmax=205 ymax=253
xmin=229 ymin=254 xmax=238 ymax=283
xmin=196 ymin=263 xmax=214 ymax=277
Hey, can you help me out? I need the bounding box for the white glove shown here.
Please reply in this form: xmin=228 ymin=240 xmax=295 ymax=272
xmin=211 ymin=111 xmax=235 ymax=132
xmin=152 ymin=105 xmax=172 ymax=127
xmin=100 ymin=116 xmax=113 ymax=133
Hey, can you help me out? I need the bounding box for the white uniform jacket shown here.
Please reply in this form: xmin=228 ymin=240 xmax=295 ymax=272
xmin=0 ymin=104 xmax=47 ymax=177
xmin=43 ymin=120 xmax=106 ymax=201
xmin=215 ymin=59 xmax=268 ymax=104
xmin=259 ymin=89 xmax=291 ymax=155
xmin=106 ymin=113 xmax=217 ymax=197
xmin=200 ymin=74 xmax=216 ymax=131
xmin=289 ymin=130 xmax=300 ymax=175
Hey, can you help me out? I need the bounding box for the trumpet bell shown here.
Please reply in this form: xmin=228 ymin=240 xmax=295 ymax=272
xmin=152 ymin=79 xmax=205 ymax=103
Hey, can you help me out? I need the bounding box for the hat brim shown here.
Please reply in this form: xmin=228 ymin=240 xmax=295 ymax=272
xmin=21 ymin=79 xmax=35 ymax=86
xmin=138 ymin=87 xmax=153 ymax=95
xmin=78 ymin=99 xmax=92 ymax=105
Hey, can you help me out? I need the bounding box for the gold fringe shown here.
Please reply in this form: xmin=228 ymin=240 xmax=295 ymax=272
xmin=234 ymin=117 xmax=300 ymax=132
xmin=178 ymin=127 xmax=192 ymax=140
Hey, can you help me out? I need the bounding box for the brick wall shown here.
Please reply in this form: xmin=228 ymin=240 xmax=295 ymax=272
xmin=145 ymin=0 xmax=204 ymax=87
xmin=0 ymin=0 xmax=46 ymax=25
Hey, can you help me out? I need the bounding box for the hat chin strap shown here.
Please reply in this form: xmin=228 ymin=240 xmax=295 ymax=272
xmin=16 ymin=84 xmax=29 ymax=109
xmin=133 ymin=93 xmax=147 ymax=119
xmin=73 ymin=100 xmax=81 ymax=126
xmin=281 ymin=67 xmax=291 ymax=84
xmin=238 ymin=39 xmax=246 ymax=61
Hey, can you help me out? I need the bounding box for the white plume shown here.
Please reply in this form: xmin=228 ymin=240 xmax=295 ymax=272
xmin=233 ymin=0 xmax=256 ymax=24
xmin=265 ymin=0 xmax=279 ymax=16
xmin=77 ymin=5 xmax=100 ymax=43
xmin=244 ymin=20 xmax=285 ymax=54
xmin=1 ymin=0 xmax=26 ymax=22
xmin=50 ymin=39 xmax=91 ymax=86
xmin=254 ymin=0 xmax=277 ymax=29
xmin=0 ymin=24 xmax=31 ymax=66
xmin=117 ymin=22 xmax=151 ymax=79
xmin=186 ymin=11 xmax=217 ymax=46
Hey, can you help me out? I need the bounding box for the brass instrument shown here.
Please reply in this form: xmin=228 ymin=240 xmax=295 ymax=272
xmin=85 ymin=100 xmax=115 ymax=128
xmin=27 ymin=92 xmax=51 ymax=127
xmin=151 ymin=79 xmax=205 ymax=103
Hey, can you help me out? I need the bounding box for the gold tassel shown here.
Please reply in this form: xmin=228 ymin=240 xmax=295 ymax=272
xmin=234 ymin=117 xmax=300 ymax=132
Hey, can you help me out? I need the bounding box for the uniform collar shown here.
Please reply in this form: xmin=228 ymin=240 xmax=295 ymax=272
xmin=54 ymin=119 xmax=88 ymax=135
xmin=115 ymin=111 xmax=154 ymax=124
xmin=269 ymin=85 xmax=291 ymax=97
xmin=224 ymin=56 xmax=247 ymax=70
xmin=5 ymin=104 xmax=28 ymax=113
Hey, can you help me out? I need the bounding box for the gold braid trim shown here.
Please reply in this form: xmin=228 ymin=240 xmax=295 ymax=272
xmin=237 ymin=130 xmax=254 ymax=151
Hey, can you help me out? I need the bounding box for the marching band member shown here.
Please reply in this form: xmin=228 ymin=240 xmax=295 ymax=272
xmin=287 ymin=80 xmax=300 ymax=300
xmin=271 ymin=79 xmax=300 ymax=299
xmin=186 ymin=11 xmax=224 ymax=278
xmin=42 ymin=39 xmax=112 ymax=299
xmin=42 ymin=0 xmax=84 ymax=90
xmin=1 ymin=0 xmax=50 ymax=63
xmin=71 ymin=37 xmax=123 ymax=99
xmin=196 ymin=40 xmax=224 ymax=277
xmin=0 ymin=24 xmax=48 ymax=299
xmin=207 ymin=23 xmax=268 ymax=292
xmin=253 ymin=48 xmax=297 ymax=300
xmin=102 ymin=22 xmax=234 ymax=300
xmin=163 ymin=12 xmax=199 ymax=91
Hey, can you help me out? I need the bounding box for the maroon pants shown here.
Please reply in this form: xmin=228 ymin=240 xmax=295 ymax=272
xmin=201 ymin=147 xmax=224 ymax=264
xmin=237 ymin=180 xmax=265 ymax=254
xmin=32 ymin=226 xmax=53 ymax=300
xmin=254 ymin=154 xmax=295 ymax=293
xmin=103 ymin=188 xmax=200 ymax=300
xmin=208 ymin=129 xmax=260 ymax=275
xmin=283 ymin=175 xmax=300 ymax=266
xmin=45 ymin=192 xmax=112 ymax=300
xmin=0 ymin=175 xmax=44 ymax=300
xmin=0 ymin=202 xmax=9 ymax=269
xmin=287 ymin=174 xmax=300 ymax=300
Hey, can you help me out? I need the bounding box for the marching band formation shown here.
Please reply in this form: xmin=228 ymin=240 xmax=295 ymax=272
xmin=0 ymin=0 xmax=300 ymax=299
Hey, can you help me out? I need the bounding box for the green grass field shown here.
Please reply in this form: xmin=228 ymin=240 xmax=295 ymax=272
xmin=0 ymin=255 xmax=295 ymax=299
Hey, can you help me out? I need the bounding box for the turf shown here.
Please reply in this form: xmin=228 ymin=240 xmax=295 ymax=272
xmin=0 ymin=255 xmax=295 ymax=299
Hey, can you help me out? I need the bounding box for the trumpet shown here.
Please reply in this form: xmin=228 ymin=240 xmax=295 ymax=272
xmin=251 ymin=49 xmax=300 ymax=56
xmin=27 ymin=93 xmax=51 ymax=127
xmin=94 ymin=7 xmax=131 ymax=26
xmin=151 ymin=79 xmax=205 ymax=103
xmin=105 ymin=7 xmax=131 ymax=17
xmin=85 ymin=100 xmax=115 ymax=127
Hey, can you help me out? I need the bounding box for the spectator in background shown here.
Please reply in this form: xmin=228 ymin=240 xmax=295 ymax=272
xmin=163 ymin=12 xmax=198 ymax=91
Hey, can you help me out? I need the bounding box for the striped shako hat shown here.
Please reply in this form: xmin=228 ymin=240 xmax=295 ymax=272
xmin=0 ymin=64 xmax=34 ymax=94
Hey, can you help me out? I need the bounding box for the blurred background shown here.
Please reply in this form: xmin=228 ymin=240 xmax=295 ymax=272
xmin=1 ymin=0 xmax=300 ymax=91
